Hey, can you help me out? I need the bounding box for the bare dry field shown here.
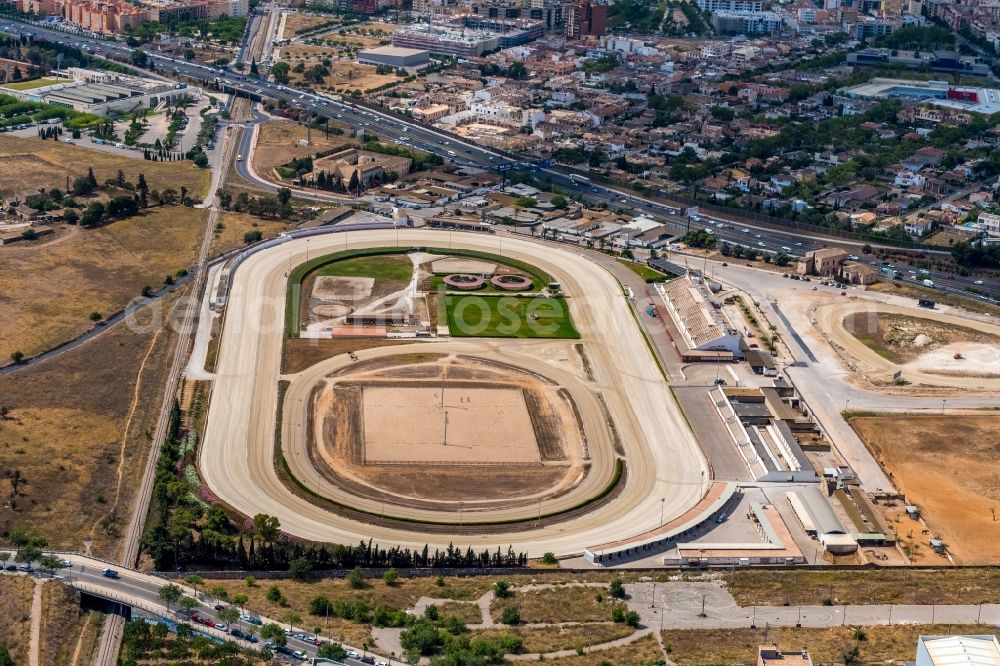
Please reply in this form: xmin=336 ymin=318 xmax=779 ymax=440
xmin=40 ymin=581 xmax=98 ymax=666
xmin=277 ymin=46 xmax=398 ymax=92
xmin=361 ymin=386 xmax=540 ymax=463
xmin=0 ymin=305 xmax=175 ymax=555
xmin=252 ymin=122 xmax=352 ymax=180
xmin=472 ymin=623 xmax=635 ymax=654
xmin=0 ymin=205 xmax=204 ymax=357
xmin=530 ymin=634 xmax=663 ymax=666
xmin=282 ymin=13 xmax=338 ymax=38
xmin=211 ymin=212 xmax=293 ymax=257
xmin=434 ymin=601 xmax=482 ymax=624
xmin=848 ymin=414 xmax=1000 ymax=564
xmin=0 ymin=576 xmax=33 ymax=663
xmin=0 ymin=135 xmax=211 ymax=200
xmin=204 ymin=576 xmax=494 ymax=631
xmin=661 ymin=624 xmax=989 ymax=665
xmin=309 ymin=354 xmax=585 ymax=504
xmin=491 ymin=586 xmax=611 ymax=624
xmin=844 ymin=312 xmax=1000 ymax=366
xmin=283 ymin=338 xmax=417 ymax=374
xmin=727 ymin=567 xmax=1000 ymax=606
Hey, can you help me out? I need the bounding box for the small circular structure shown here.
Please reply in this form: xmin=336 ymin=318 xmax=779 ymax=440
xmin=491 ymin=274 xmax=533 ymax=291
xmin=443 ymin=274 xmax=485 ymax=290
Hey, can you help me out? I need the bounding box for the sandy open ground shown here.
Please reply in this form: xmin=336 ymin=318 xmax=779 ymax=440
xmin=815 ymin=300 xmax=1000 ymax=391
xmin=307 ymin=353 xmax=582 ymax=505
xmin=362 ymin=386 xmax=539 ymax=463
xmin=199 ymin=229 xmax=708 ymax=555
xmin=849 ymin=414 xmax=1000 ymax=564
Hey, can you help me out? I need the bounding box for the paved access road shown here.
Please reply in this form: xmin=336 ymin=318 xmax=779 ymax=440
xmin=199 ymin=229 xmax=709 ymax=557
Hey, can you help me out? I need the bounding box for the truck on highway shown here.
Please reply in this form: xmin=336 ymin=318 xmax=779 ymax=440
xmin=569 ymin=173 xmax=590 ymax=185
xmin=922 ymin=279 xmax=935 ymax=288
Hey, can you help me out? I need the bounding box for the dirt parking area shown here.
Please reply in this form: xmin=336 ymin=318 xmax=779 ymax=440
xmin=848 ymin=414 xmax=1000 ymax=564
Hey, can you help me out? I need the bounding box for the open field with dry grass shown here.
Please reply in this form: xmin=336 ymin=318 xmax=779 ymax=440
xmin=283 ymin=338 xmax=417 ymax=374
xmin=251 ymin=122 xmax=352 ymax=181
xmin=492 ymin=586 xmax=611 ymax=624
xmin=725 ymin=568 xmax=1000 ymax=606
xmin=848 ymin=414 xmax=1000 ymax=564
xmin=282 ymin=12 xmax=339 ymax=38
xmin=40 ymin=581 xmax=98 ymax=666
xmin=211 ymin=212 xmax=293 ymax=257
xmin=0 ymin=576 xmax=33 ymax=662
xmin=0 ymin=305 xmax=176 ymax=555
xmin=0 ymin=135 xmax=211 ymax=200
xmin=0 ymin=205 xmax=204 ymax=357
xmin=530 ymin=633 xmax=664 ymax=665
xmin=434 ymin=601 xmax=483 ymax=624
xmin=661 ymin=624 xmax=989 ymax=665
xmin=474 ymin=623 xmax=635 ymax=654
xmin=276 ymin=45 xmax=398 ymax=92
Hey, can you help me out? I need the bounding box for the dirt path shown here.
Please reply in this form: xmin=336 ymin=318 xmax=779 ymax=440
xmin=88 ymin=326 xmax=163 ymax=540
xmin=506 ymin=628 xmax=654 ymax=661
xmin=28 ymin=578 xmax=44 ymax=666
xmin=477 ymin=590 xmax=494 ymax=627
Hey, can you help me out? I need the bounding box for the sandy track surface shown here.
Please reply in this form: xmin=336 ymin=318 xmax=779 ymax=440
xmin=815 ymin=300 xmax=1000 ymax=391
xmin=199 ymin=230 xmax=708 ymax=556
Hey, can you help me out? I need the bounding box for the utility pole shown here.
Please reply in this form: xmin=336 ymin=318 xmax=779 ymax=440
xmin=443 ymin=410 xmax=449 ymax=446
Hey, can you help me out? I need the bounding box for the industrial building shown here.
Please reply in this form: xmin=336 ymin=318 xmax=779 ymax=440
xmin=847 ymin=49 xmax=992 ymax=78
xmin=841 ymin=78 xmax=1000 ymax=116
xmin=0 ymin=67 xmax=199 ymax=115
xmin=357 ymin=46 xmax=431 ymax=70
xmin=916 ymin=636 xmax=1000 ymax=666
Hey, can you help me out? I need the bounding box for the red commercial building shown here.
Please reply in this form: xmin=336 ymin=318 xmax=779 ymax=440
xmin=564 ymin=1 xmax=606 ymax=38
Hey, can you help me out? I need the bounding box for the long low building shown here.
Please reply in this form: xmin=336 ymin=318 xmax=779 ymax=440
xmin=357 ymin=46 xmax=430 ymax=70
xmin=841 ymin=77 xmax=1000 ymax=116
xmin=0 ymin=67 xmax=198 ymax=115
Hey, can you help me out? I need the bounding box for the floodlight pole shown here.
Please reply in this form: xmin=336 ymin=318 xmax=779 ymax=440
xmin=443 ymin=410 xmax=449 ymax=447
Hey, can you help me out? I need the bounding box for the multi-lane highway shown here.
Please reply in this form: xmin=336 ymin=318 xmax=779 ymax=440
xmin=2 ymin=16 xmax=996 ymax=303
xmin=15 ymin=554 xmax=375 ymax=664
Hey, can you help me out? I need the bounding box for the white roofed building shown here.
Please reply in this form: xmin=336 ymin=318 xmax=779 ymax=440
xmin=917 ymin=636 xmax=1000 ymax=666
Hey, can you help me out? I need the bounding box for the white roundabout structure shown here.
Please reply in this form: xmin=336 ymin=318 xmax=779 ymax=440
xmin=198 ymin=229 xmax=710 ymax=557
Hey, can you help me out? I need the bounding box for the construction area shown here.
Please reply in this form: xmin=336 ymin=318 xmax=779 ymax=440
xmin=848 ymin=413 xmax=1000 ymax=564
xmin=813 ymin=300 xmax=1000 ymax=390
